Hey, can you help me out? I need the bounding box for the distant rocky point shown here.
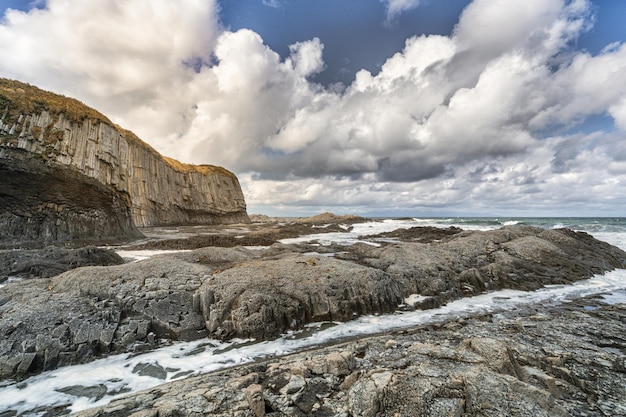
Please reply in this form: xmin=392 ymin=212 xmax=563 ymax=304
xmin=0 ymin=79 xmax=249 ymax=247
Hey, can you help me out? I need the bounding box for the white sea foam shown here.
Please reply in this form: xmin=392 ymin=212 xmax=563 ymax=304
xmin=0 ymin=276 xmax=22 ymax=289
xmin=115 ymin=249 xmax=191 ymax=262
xmin=502 ymin=220 xmax=521 ymax=226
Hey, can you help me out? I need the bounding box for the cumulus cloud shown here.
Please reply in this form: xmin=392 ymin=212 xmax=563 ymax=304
xmin=0 ymin=0 xmax=219 ymax=156
xmin=1 ymin=0 xmax=626 ymax=215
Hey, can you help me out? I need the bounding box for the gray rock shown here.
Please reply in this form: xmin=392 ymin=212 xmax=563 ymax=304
xmin=0 ymin=225 xmax=624 ymax=385
xmin=68 ymin=299 xmax=626 ymax=417
xmin=56 ymin=384 xmax=108 ymax=401
xmin=0 ymin=246 xmax=125 ymax=280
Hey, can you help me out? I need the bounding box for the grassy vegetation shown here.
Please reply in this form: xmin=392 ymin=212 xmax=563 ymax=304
xmin=0 ymin=78 xmax=111 ymax=124
xmin=163 ymin=156 xmax=235 ymax=177
xmin=0 ymin=78 xmax=235 ymax=177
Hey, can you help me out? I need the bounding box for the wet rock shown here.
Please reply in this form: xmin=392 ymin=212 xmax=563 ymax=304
xmin=68 ymin=299 xmax=626 ymax=417
xmin=132 ymin=362 xmax=168 ymax=380
xmin=56 ymin=384 xmax=108 ymax=401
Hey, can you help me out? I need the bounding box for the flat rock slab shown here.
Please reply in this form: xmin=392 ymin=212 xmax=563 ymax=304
xmin=0 ymin=246 xmax=124 ymax=282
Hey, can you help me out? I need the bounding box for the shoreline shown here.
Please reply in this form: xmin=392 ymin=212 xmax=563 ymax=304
xmin=1 ymin=217 xmax=625 ymax=416
xmin=71 ymin=293 xmax=626 ymax=417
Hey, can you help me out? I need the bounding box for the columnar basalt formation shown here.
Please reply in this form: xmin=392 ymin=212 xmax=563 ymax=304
xmin=0 ymin=79 xmax=249 ymax=246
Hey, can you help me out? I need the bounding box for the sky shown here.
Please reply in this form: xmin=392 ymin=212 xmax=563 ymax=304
xmin=1 ymin=0 xmax=626 ymax=217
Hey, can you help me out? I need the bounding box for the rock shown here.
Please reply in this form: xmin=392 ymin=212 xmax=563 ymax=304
xmin=308 ymin=351 xmax=355 ymax=376
xmin=245 ymin=384 xmax=265 ymax=417
xmin=132 ymin=362 xmax=169 ymax=380
xmin=347 ymin=378 xmax=379 ymax=416
xmin=197 ymin=254 xmax=405 ymax=340
xmin=0 ymin=151 xmax=142 ymax=248
xmin=55 ymin=384 xmax=108 ymax=401
xmin=0 ymin=246 xmax=124 ymax=280
xmin=463 ymin=370 xmax=569 ymax=417
xmin=0 ymin=225 xmax=624 ymax=384
xmin=67 ymin=299 xmax=626 ymax=417
xmin=0 ymin=78 xmax=249 ymax=248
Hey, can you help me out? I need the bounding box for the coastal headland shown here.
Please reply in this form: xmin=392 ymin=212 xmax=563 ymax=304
xmin=0 ymin=78 xmax=249 ymax=249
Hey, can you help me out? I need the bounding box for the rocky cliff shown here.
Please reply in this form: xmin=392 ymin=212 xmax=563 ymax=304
xmin=0 ymin=79 xmax=249 ymax=246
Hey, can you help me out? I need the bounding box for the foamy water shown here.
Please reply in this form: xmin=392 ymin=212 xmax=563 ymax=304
xmin=115 ymin=249 xmax=192 ymax=262
xmin=1 ymin=217 xmax=625 ymax=415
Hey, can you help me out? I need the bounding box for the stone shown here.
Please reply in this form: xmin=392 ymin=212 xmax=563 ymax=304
xmin=132 ymin=362 xmax=168 ymax=380
xmin=0 ymin=245 xmax=125 ymax=281
xmin=245 ymin=384 xmax=265 ymax=417
xmin=0 ymin=221 xmax=625 ymax=394
xmin=55 ymin=384 xmax=108 ymax=401
xmin=59 ymin=299 xmax=626 ymax=417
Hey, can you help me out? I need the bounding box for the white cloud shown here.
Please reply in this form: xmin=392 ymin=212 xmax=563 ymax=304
xmin=0 ymin=0 xmax=219 ymax=156
xmin=262 ymin=0 xmax=281 ymax=8
xmin=1 ymin=0 xmax=626 ymax=215
xmin=381 ymin=0 xmax=421 ymax=21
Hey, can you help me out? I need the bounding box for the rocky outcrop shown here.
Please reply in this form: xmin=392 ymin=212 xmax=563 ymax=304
xmin=0 ymin=225 xmax=624 ymax=381
xmin=0 ymin=246 xmax=124 ymax=282
xmin=71 ymin=298 xmax=626 ymax=417
xmin=0 ymin=79 xmax=249 ymax=246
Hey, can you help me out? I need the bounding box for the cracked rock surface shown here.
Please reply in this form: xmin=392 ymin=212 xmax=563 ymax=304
xmin=72 ymin=297 xmax=626 ymax=417
xmin=0 ymin=225 xmax=624 ymax=383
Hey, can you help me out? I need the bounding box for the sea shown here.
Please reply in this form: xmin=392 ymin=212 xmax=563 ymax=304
xmin=1 ymin=217 xmax=625 ymax=415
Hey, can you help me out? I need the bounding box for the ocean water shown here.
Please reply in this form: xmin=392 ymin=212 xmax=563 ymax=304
xmin=1 ymin=217 xmax=625 ymax=415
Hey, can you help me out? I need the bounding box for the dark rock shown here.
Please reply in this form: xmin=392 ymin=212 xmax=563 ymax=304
xmin=0 ymin=150 xmax=143 ymax=249
xmin=55 ymin=384 xmax=108 ymax=401
xmin=132 ymin=362 xmax=168 ymax=380
xmin=363 ymin=225 xmax=463 ymax=243
xmin=0 ymin=246 xmax=125 ymax=280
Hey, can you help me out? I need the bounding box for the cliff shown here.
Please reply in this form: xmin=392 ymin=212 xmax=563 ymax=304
xmin=0 ymin=79 xmax=249 ymax=247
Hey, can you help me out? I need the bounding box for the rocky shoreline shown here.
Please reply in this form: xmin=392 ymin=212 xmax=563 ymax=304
xmin=72 ymin=295 xmax=626 ymax=417
xmin=0 ymin=217 xmax=625 ymax=416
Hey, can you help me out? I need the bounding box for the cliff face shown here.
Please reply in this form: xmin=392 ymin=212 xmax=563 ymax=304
xmin=0 ymin=79 xmax=249 ymax=246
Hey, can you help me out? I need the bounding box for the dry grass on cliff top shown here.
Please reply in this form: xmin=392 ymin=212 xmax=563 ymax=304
xmin=0 ymin=78 xmax=111 ymax=125
xmin=0 ymin=78 xmax=235 ymax=178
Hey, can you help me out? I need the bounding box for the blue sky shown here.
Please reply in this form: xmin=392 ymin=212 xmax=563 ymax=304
xmin=218 ymin=0 xmax=626 ymax=85
xmin=1 ymin=0 xmax=626 ymax=217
